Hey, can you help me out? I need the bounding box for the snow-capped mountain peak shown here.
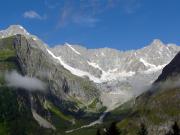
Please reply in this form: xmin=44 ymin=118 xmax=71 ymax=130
xmin=0 ymin=25 xmax=49 ymax=49
xmin=50 ymin=41 xmax=180 ymax=84
xmin=1 ymin=25 xmax=180 ymax=109
xmin=151 ymin=39 xmax=164 ymax=45
xmin=0 ymin=25 xmax=30 ymax=38
xmin=0 ymin=25 xmax=179 ymax=84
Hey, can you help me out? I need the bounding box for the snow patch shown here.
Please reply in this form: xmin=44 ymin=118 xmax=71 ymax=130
xmin=32 ymin=109 xmax=56 ymax=130
xmin=87 ymin=61 xmax=103 ymax=71
xmin=0 ymin=25 xmax=30 ymax=38
xmin=108 ymin=68 xmax=118 ymax=73
xmin=47 ymin=49 xmax=135 ymax=83
xmin=66 ymin=111 xmax=108 ymax=133
xmin=101 ymin=52 xmax=105 ymax=56
xmin=139 ymin=58 xmax=167 ymax=74
xmin=144 ymin=64 xmax=166 ymax=74
xmin=47 ymin=49 xmax=102 ymax=83
xmin=87 ymin=61 xmax=134 ymax=81
xmin=101 ymin=70 xmax=135 ymax=81
xmin=65 ymin=91 xmax=129 ymax=134
xmin=19 ymin=26 xmax=24 ymax=29
xmin=66 ymin=43 xmax=81 ymax=55
xmin=139 ymin=58 xmax=156 ymax=68
xmin=32 ymin=37 xmax=37 ymax=41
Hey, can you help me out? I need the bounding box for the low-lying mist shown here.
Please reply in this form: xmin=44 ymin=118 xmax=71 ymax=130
xmin=5 ymin=70 xmax=46 ymax=91
xmin=152 ymin=76 xmax=180 ymax=92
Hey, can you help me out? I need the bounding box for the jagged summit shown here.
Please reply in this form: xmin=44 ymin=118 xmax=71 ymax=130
xmin=142 ymin=39 xmax=165 ymax=50
xmin=64 ymin=42 xmax=71 ymax=46
xmin=0 ymin=25 xmax=180 ymax=135
xmin=8 ymin=25 xmax=27 ymax=31
xmin=151 ymin=39 xmax=164 ymax=45
xmin=0 ymin=25 xmax=180 ymax=83
xmin=0 ymin=25 xmax=177 ymax=51
xmin=0 ymin=25 xmax=30 ymax=38
xmin=0 ymin=25 xmax=49 ymax=49
xmin=55 ymin=38 xmax=169 ymax=55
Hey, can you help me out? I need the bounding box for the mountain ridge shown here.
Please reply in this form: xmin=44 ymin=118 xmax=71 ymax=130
xmin=106 ymin=51 xmax=180 ymax=135
xmin=0 ymin=24 xmax=179 ymax=135
xmin=0 ymin=25 xmax=179 ymax=51
xmin=1 ymin=24 xmax=180 ymax=109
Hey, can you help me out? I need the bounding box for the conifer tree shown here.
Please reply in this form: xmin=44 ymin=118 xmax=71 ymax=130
xmin=137 ymin=123 xmax=148 ymax=135
xmin=106 ymin=122 xmax=121 ymax=135
xmin=166 ymin=121 xmax=179 ymax=135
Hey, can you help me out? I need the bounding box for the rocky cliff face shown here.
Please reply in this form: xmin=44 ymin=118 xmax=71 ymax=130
xmin=0 ymin=25 xmax=180 ymax=135
xmin=1 ymin=25 xmax=180 ymax=110
xmin=51 ymin=39 xmax=180 ymax=83
xmin=0 ymin=33 xmax=103 ymax=135
xmin=50 ymin=38 xmax=180 ymax=109
xmin=107 ymin=51 xmax=180 ymax=135
xmin=155 ymin=52 xmax=180 ymax=82
xmin=13 ymin=34 xmax=100 ymax=103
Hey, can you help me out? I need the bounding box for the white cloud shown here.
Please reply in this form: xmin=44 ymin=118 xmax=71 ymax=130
xmin=57 ymin=8 xmax=72 ymax=27
xmin=155 ymin=76 xmax=180 ymax=91
xmin=56 ymin=0 xmax=141 ymax=28
xmin=5 ymin=71 xmax=46 ymax=91
xmin=73 ymin=15 xmax=99 ymax=27
xmin=57 ymin=7 xmax=99 ymax=28
xmin=56 ymin=1 xmax=103 ymax=28
xmin=23 ymin=10 xmax=46 ymax=20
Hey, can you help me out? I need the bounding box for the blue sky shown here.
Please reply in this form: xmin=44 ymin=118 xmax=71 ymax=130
xmin=0 ymin=0 xmax=180 ymax=50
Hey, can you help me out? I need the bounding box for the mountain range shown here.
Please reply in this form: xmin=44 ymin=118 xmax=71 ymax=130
xmin=0 ymin=25 xmax=179 ymax=135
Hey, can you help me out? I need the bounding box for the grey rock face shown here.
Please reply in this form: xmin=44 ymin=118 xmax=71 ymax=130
xmin=0 ymin=25 xmax=102 ymax=115
xmin=51 ymin=39 xmax=180 ymax=82
xmin=1 ymin=25 xmax=180 ymax=109
xmin=50 ymin=39 xmax=180 ymax=108
xmin=0 ymin=25 xmax=30 ymax=38
xmin=12 ymin=35 xmax=100 ymax=105
xmin=155 ymin=51 xmax=180 ymax=82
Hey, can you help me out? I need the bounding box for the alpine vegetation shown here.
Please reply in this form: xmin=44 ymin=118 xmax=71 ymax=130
xmin=1 ymin=0 xmax=180 ymax=134
xmin=0 ymin=24 xmax=179 ymax=135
